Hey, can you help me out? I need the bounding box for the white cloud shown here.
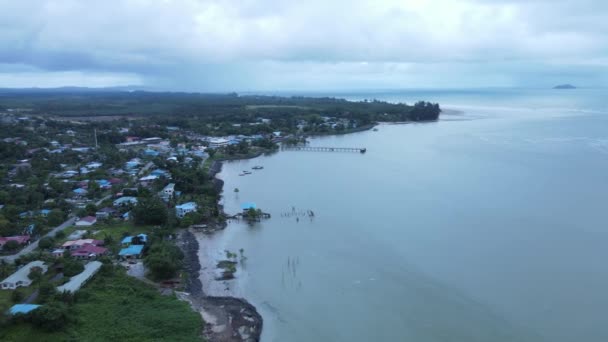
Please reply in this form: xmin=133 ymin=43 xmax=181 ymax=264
xmin=0 ymin=0 xmax=606 ymax=90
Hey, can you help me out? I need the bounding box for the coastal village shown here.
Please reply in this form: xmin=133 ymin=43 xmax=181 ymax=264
xmin=0 ymin=94 xmax=440 ymax=341
xmin=0 ymin=108 xmax=368 ymax=341
xmin=0 ymin=116 xmax=278 ymax=339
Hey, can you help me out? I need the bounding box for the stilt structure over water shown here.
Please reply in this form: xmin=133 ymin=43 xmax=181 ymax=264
xmin=282 ymin=146 xmax=367 ymax=153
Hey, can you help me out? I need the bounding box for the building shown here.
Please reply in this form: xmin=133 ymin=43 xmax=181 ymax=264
xmin=62 ymin=239 xmax=104 ymax=250
xmin=95 ymin=207 xmax=117 ymax=219
xmin=160 ymin=183 xmax=176 ymax=201
xmin=75 ymin=216 xmax=97 ymax=226
xmin=70 ymin=244 xmax=108 ymax=259
xmin=113 ymin=196 xmax=138 ymax=207
xmin=73 ymin=188 xmax=88 ymax=196
xmin=9 ymin=304 xmax=41 ymax=315
xmin=0 ymin=235 xmax=30 ymax=249
xmin=175 ymin=202 xmax=197 ymax=218
xmin=208 ymin=138 xmax=229 ymax=148
xmin=57 ymin=261 xmax=102 ymax=293
xmin=121 ymin=233 xmax=148 ymax=246
xmin=241 ymin=202 xmax=257 ymax=212
xmin=119 ymin=244 xmax=144 ymax=259
xmin=1 ymin=261 xmax=48 ymax=290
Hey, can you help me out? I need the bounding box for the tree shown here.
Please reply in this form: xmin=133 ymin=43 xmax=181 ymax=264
xmin=132 ymin=196 xmax=168 ymax=226
xmin=30 ymin=301 xmax=69 ymax=331
xmin=11 ymin=289 xmax=24 ymax=303
xmin=47 ymin=209 xmax=65 ymax=226
xmin=3 ymin=240 xmax=21 ymax=252
xmin=28 ymin=266 xmax=44 ymax=284
xmin=38 ymin=281 xmax=57 ymax=303
xmin=144 ymin=242 xmax=184 ymax=280
xmin=85 ymin=203 xmax=97 ymax=216
xmin=38 ymin=237 xmax=55 ymax=250
xmin=63 ymin=259 xmax=84 ymax=277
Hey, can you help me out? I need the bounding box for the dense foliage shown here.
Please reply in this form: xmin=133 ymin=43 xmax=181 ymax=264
xmin=144 ymin=241 xmax=184 ymax=280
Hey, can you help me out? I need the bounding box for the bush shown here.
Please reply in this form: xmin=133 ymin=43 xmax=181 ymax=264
xmin=63 ymin=260 xmax=84 ymax=277
xmin=144 ymin=242 xmax=184 ymax=280
xmin=30 ymin=301 xmax=69 ymax=331
xmin=11 ymin=289 xmax=24 ymax=303
xmin=54 ymin=230 xmax=66 ymax=240
xmin=2 ymin=240 xmax=20 ymax=252
xmin=38 ymin=237 xmax=55 ymax=250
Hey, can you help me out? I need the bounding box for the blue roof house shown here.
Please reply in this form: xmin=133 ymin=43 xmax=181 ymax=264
xmin=119 ymin=244 xmax=144 ymax=259
xmin=143 ymin=149 xmax=159 ymax=157
xmin=175 ymin=202 xmax=197 ymax=219
xmin=9 ymin=304 xmax=41 ymax=315
xmin=121 ymin=233 xmax=148 ymax=246
xmin=73 ymin=188 xmax=88 ymax=196
xmin=241 ymin=202 xmax=257 ymax=211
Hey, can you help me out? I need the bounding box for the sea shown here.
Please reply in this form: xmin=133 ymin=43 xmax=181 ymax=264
xmin=198 ymin=88 xmax=608 ymax=342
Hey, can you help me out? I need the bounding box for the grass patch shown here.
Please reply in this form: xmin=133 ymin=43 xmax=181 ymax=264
xmin=1 ymin=267 xmax=203 ymax=341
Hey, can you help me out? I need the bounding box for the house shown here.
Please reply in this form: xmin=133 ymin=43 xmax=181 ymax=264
xmin=73 ymin=188 xmax=88 ymax=196
xmin=139 ymin=175 xmax=158 ymax=186
xmin=175 ymin=202 xmax=197 ymax=218
xmin=113 ymin=196 xmax=138 ymax=207
xmin=150 ymin=169 xmax=170 ymax=178
xmin=241 ymin=202 xmax=257 ymax=212
xmin=57 ymin=261 xmax=102 ymax=293
xmin=95 ymin=207 xmax=117 ymax=219
xmin=39 ymin=209 xmax=51 ymax=217
xmin=75 ymin=216 xmax=97 ymax=226
xmin=208 ymin=138 xmax=229 ymax=148
xmin=121 ymin=233 xmax=148 ymax=246
xmin=9 ymin=304 xmax=41 ymax=315
xmin=161 ymin=183 xmax=175 ymax=201
xmin=143 ymin=149 xmax=159 ymax=157
xmin=70 ymin=244 xmax=108 ymax=259
xmin=1 ymin=261 xmax=48 ymax=290
xmin=0 ymin=235 xmax=30 ymax=249
xmin=119 ymin=244 xmax=144 ymax=259
xmin=62 ymin=239 xmax=104 ymax=250
xmin=86 ymin=162 xmax=102 ymax=169
xmin=52 ymin=249 xmax=66 ymax=258
xmin=142 ymin=137 xmax=162 ymax=144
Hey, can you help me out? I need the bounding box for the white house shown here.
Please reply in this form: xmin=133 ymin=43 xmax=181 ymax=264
xmin=162 ymin=183 xmax=175 ymax=197
xmin=208 ymin=138 xmax=229 ymax=148
xmin=175 ymin=202 xmax=197 ymax=218
xmin=1 ymin=261 xmax=48 ymax=290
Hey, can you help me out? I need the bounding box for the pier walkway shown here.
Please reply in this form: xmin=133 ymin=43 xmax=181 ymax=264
xmin=282 ymin=146 xmax=366 ymax=153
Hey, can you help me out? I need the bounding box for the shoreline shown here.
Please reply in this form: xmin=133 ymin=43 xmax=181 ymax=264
xmin=176 ymin=158 xmax=264 ymax=341
xmin=178 ymin=229 xmax=263 ymax=342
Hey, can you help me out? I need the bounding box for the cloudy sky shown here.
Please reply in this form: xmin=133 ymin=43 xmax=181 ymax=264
xmin=1 ymin=0 xmax=607 ymax=91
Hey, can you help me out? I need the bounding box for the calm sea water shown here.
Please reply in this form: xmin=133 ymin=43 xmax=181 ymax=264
xmin=206 ymin=88 xmax=608 ymax=342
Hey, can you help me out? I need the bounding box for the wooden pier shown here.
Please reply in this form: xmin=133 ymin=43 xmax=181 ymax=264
xmin=282 ymin=146 xmax=367 ymax=153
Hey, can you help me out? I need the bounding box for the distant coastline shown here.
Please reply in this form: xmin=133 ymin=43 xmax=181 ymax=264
xmin=553 ymin=84 xmax=577 ymax=89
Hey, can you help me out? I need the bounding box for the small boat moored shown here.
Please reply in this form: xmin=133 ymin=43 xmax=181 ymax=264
xmin=252 ymin=166 xmax=264 ymax=170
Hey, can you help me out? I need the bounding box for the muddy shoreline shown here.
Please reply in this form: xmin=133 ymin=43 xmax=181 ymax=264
xmin=176 ymin=158 xmax=263 ymax=342
xmin=179 ymin=229 xmax=263 ymax=342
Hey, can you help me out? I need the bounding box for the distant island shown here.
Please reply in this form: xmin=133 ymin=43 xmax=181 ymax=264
xmin=553 ymin=84 xmax=576 ymax=89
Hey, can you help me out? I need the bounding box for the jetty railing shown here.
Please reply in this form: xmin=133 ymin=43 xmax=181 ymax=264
xmin=282 ymin=146 xmax=367 ymax=153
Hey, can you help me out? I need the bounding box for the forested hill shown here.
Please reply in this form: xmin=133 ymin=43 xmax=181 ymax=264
xmin=0 ymin=90 xmax=441 ymax=123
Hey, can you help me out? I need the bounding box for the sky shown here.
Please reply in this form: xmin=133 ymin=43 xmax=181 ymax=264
xmin=0 ymin=0 xmax=607 ymax=91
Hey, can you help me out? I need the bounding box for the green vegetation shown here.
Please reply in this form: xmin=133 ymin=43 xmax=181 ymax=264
xmin=0 ymin=268 xmax=203 ymax=342
xmin=144 ymin=241 xmax=184 ymax=281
